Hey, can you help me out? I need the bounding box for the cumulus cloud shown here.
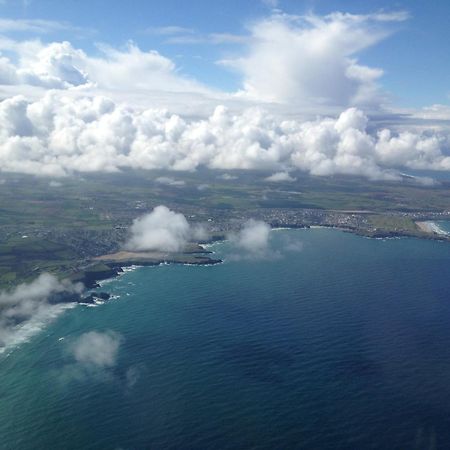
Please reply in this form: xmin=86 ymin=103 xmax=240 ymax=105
xmin=59 ymin=330 xmax=123 ymax=383
xmin=0 ymin=37 xmax=213 ymax=98
xmin=229 ymin=221 xmax=306 ymax=259
xmin=70 ymin=330 xmax=122 ymax=369
xmin=230 ymin=219 xmax=271 ymax=257
xmin=0 ymin=273 xmax=83 ymax=351
xmin=0 ymin=10 xmax=406 ymax=113
xmin=225 ymin=11 xmax=407 ymax=107
xmin=0 ymin=13 xmax=448 ymax=181
xmin=124 ymin=205 xmax=205 ymax=252
xmin=18 ymin=41 xmax=90 ymax=89
xmin=218 ymin=173 xmax=238 ymax=180
xmin=155 ymin=176 xmax=185 ymax=186
xmin=86 ymin=42 xmax=210 ymax=94
xmin=265 ymin=171 xmax=296 ymax=182
xmin=0 ymin=93 xmax=449 ymax=179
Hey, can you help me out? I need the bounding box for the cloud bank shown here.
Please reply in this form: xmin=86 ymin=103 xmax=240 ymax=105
xmin=0 ymin=273 xmax=83 ymax=351
xmin=0 ymin=93 xmax=449 ymax=179
xmin=125 ymin=205 xmax=205 ymax=252
xmin=0 ymin=13 xmax=448 ymax=181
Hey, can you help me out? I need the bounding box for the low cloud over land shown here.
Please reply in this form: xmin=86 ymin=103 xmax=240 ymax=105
xmin=124 ymin=205 xmax=206 ymax=252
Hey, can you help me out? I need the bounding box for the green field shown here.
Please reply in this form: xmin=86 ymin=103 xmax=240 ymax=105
xmin=1 ymin=169 xmax=450 ymax=289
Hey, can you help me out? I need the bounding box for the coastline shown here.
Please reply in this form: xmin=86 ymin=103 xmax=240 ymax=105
xmin=72 ymin=248 xmax=223 ymax=289
xmin=2 ymin=225 xmax=449 ymax=356
xmin=416 ymin=221 xmax=449 ymax=236
xmin=74 ymin=223 xmax=450 ymax=291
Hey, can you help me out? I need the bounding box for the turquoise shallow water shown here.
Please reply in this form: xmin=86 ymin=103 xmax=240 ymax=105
xmin=437 ymin=220 xmax=450 ymax=234
xmin=1 ymin=228 xmax=450 ymax=449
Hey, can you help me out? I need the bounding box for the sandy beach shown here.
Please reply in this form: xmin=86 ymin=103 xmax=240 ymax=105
xmin=416 ymin=221 xmax=448 ymax=235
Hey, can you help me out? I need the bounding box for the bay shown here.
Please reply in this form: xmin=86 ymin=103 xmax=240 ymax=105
xmin=1 ymin=228 xmax=450 ymax=449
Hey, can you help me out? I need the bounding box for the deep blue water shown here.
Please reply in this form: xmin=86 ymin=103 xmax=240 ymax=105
xmin=1 ymin=229 xmax=450 ymax=449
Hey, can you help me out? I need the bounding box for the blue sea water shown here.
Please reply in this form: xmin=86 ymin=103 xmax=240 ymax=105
xmin=1 ymin=228 xmax=450 ymax=449
xmin=437 ymin=221 xmax=450 ymax=234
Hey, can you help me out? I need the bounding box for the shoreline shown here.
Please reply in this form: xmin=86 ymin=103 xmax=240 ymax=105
xmin=79 ymin=223 xmax=450 ymax=293
xmin=78 ymin=223 xmax=450 ymax=290
xmin=72 ymin=248 xmax=223 ymax=290
xmin=2 ymin=225 xmax=449 ymax=356
xmin=416 ymin=221 xmax=449 ymax=236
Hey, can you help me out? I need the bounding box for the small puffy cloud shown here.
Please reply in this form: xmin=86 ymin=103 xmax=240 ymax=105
xmin=155 ymin=176 xmax=185 ymax=186
xmin=70 ymin=330 xmax=122 ymax=369
xmin=218 ymin=173 xmax=238 ymax=180
xmin=0 ymin=273 xmax=83 ymax=351
xmin=124 ymin=205 xmax=205 ymax=252
xmin=265 ymin=171 xmax=296 ymax=182
xmin=60 ymin=330 xmax=123 ymax=383
xmin=230 ymin=219 xmax=271 ymax=257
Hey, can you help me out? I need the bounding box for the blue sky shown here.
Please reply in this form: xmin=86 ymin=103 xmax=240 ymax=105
xmin=0 ymin=0 xmax=448 ymax=108
xmin=0 ymin=0 xmax=449 ymax=180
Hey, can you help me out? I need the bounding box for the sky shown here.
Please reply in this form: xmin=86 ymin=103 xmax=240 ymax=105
xmin=0 ymin=0 xmax=449 ymax=180
xmin=0 ymin=0 xmax=449 ymax=107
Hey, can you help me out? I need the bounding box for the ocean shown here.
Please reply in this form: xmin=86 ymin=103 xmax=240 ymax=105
xmin=1 ymin=228 xmax=450 ymax=449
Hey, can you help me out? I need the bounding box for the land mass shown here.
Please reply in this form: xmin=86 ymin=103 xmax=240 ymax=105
xmin=1 ymin=169 xmax=450 ymax=290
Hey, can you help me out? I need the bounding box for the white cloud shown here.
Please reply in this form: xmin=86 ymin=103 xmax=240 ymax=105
xmin=70 ymin=330 xmax=122 ymax=369
xmin=412 ymin=104 xmax=450 ymax=121
xmin=0 ymin=273 xmax=83 ymax=351
xmin=155 ymin=176 xmax=185 ymax=186
xmin=230 ymin=219 xmax=271 ymax=257
xmin=0 ymin=18 xmax=77 ymax=34
xmin=18 ymin=41 xmax=89 ymax=88
xmin=225 ymin=11 xmax=407 ymax=108
xmin=0 ymin=93 xmax=449 ymax=179
xmin=60 ymin=330 xmax=123 ymax=383
xmin=124 ymin=205 xmax=205 ymax=252
xmin=86 ymin=42 xmax=209 ymax=94
xmin=262 ymin=0 xmax=279 ymax=8
xmin=0 ymin=38 xmax=214 ymax=102
xmin=218 ymin=173 xmax=238 ymax=180
xmin=265 ymin=171 xmax=296 ymax=182
xmin=144 ymin=26 xmax=195 ymax=36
